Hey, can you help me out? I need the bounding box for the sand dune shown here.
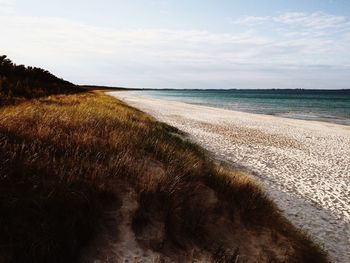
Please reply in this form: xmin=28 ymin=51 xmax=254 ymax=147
xmin=109 ymin=91 xmax=350 ymax=263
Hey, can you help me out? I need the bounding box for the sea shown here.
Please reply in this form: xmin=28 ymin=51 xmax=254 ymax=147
xmin=133 ymin=89 xmax=350 ymax=126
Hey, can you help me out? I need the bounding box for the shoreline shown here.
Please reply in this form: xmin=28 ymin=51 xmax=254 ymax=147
xmin=125 ymin=93 xmax=350 ymax=131
xmin=109 ymin=91 xmax=350 ymax=263
xmin=129 ymin=90 xmax=350 ymax=127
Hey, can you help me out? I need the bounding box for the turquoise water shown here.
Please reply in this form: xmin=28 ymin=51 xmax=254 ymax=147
xmin=134 ymin=89 xmax=350 ymax=126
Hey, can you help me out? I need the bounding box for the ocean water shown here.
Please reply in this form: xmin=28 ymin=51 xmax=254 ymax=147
xmin=134 ymin=89 xmax=350 ymax=126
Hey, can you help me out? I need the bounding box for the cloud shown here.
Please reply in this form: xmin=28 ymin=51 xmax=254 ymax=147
xmin=0 ymin=11 xmax=349 ymax=89
xmin=274 ymin=12 xmax=348 ymax=30
xmin=230 ymin=15 xmax=271 ymax=26
xmin=232 ymin=11 xmax=350 ymax=31
xmin=0 ymin=0 xmax=14 ymax=14
xmin=0 ymin=15 xmax=270 ymax=63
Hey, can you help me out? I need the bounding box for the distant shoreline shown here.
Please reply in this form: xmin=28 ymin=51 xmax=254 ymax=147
xmin=82 ymin=85 xmax=350 ymax=92
xmin=118 ymin=89 xmax=350 ymax=126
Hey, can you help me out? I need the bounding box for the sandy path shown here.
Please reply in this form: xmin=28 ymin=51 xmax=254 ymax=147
xmin=109 ymin=91 xmax=350 ymax=263
xmin=81 ymin=189 xmax=166 ymax=262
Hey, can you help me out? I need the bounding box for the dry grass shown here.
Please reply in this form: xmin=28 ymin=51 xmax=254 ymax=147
xmin=0 ymin=91 xmax=328 ymax=263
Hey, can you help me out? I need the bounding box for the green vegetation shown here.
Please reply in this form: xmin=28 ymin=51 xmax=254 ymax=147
xmin=0 ymin=57 xmax=328 ymax=262
xmin=0 ymin=55 xmax=80 ymax=104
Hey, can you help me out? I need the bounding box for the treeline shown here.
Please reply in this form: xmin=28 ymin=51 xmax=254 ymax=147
xmin=0 ymin=55 xmax=80 ymax=101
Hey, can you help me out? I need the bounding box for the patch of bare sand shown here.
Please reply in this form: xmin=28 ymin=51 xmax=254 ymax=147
xmin=80 ymin=188 xmax=165 ymax=263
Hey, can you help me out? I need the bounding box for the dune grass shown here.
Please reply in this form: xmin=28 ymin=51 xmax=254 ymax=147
xmin=0 ymin=91 xmax=328 ymax=263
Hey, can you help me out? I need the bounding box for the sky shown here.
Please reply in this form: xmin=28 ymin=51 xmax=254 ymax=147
xmin=1 ymin=0 xmax=350 ymax=89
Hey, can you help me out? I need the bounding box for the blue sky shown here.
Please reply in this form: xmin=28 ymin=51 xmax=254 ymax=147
xmin=1 ymin=0 xmax=350 ymax=89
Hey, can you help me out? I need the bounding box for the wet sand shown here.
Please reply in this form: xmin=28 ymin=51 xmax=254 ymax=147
xmin=109 ymin=91 xmax=350 ymax=263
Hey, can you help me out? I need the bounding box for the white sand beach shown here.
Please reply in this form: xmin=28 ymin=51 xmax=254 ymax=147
xmin=109 ymin=91 xmax=350 ymax=263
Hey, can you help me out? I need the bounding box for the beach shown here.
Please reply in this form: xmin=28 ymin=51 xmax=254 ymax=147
xmin=110 ymin=91 xmax=350 ymax=263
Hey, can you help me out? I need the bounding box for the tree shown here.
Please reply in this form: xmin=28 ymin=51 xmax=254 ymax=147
xmin=0 ymin=55 xmax=79 ymax=100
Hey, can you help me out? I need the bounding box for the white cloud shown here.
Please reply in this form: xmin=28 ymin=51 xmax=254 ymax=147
xmin=274 ymin=12 xmax=348 ymax=30
xmin=230 ymin=16 xmax=271 ymax=26
xmin=0 ymin=15 xmax=271 ymax=63
xmin=0 ymin=0 xmax=14 ymax=14
xmin=232 ymin=11 xmax=350 ymax=31
xmin=0 ymin=11 xmax=349 ymax=89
